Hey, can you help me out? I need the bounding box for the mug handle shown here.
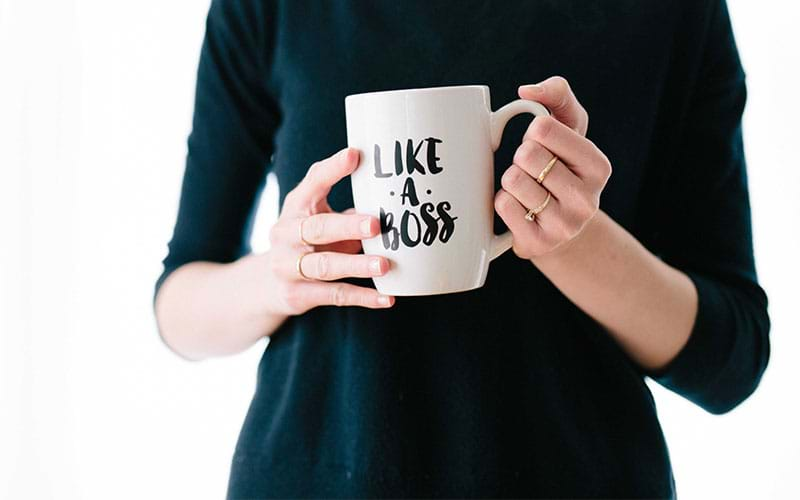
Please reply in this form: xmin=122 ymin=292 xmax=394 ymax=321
xmin=488 ymin=99 xmax=551 ymax=260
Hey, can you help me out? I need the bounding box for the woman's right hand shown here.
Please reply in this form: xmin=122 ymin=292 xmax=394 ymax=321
xmin=266 ymin=147 xmax=395 ymax=315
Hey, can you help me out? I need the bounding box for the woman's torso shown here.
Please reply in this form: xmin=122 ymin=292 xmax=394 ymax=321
xmin=228 ymin=1 xmax=709 ymax=497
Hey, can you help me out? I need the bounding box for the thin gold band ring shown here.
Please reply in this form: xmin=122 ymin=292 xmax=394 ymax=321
xmin=537 ymin=155 xmax=559 ymax=184
xmin=524 ymin=192 xmax=552 ymax=222
xmin=296 ymin=252 xmax=313 ymax=280
xmin=298 ymin=218 xmax=313 ymax=247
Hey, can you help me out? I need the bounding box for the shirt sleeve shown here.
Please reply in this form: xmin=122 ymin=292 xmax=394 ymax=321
xmin=154 ymin=0 xmax=280 ymax=298
xmin=642 ymin=0 xmax=770 ymax=414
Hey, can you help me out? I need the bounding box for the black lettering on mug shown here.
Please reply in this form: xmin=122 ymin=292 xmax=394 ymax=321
xmin=373 ymin=137 xmax=459 ymax=251
xmin=437 ymin=201 xmax=458 ymax=243
xmin=405 ymin=139 xmax=426 ymax=175
xmin=400 ymin=211 xmax=421 ymax=247
xmin=420 ymin=202 xmax=438 ymax=245
xmin=374 ymin=137 xmax=445 ymax=179
xmin=373 ymin=143 xmax=392 ymax=178
xmin=380 ymin=207 xmax=400 ymax=250
xmin=426 ymin=138 xmax=443 ymax=174
xmin=400 ymin=177 xmax=419 ymax=207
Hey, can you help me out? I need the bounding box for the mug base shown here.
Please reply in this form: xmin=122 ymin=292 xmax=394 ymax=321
xmin=375 ymin=282 xmax=485 ymax=297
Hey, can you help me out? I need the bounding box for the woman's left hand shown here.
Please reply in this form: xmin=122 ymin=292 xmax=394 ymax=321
xmin=495 ymin=76 xmax=613 ymax=259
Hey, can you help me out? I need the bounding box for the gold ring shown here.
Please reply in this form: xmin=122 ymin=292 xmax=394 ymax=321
xmin=524 ymin=192 xmax=552 ymax=222
xmin=537 ymin=155 xmax=559 ymax=184
xmin=296 ymin=252 xmax=313 ymax=280
xmin=524 ymin=209 xmax=536 ymax=222
xmin=298 ymin=218 xmax=313 ymax=247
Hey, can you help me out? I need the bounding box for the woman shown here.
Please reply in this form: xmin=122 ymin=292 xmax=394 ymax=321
xmin=154 ymin=0 xmax=770 ymax=497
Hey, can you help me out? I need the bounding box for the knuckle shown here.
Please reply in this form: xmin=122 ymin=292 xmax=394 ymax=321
xmin=513 ymin=140 xmax=537 ymax=166
xmin=550 ymin=77 xmax=570 ymax=108
xmin=531 ymin=116 xmax=555 ymax=141
xmin=501 ymin=166 xmax=521 ymax=190
xmin=330 ymin=284 xmax=348 ymax=307
xmin=494 ymin=190 xmax=512 ymax=213
xmin=306 ymin=161 xmax=322 ymax=178
xmin=282 ymin=283 xmax=304 ymax=313
xmin=551 ymin=75 xmax=570 ymax=89
xmin=603 ymin=158 xmax=613 ymax=179
xmin=315 ymin=253 xmax=331 ymax=279
xmin=586 ymin=140 xmax=611 ymax=172
xmin=308 ymin=216 xmax=326 ymax=242
xmin=596 ymin=150 xmax=612 ymax=175
xmin=515 ymin=140 xmax=545 ymax=167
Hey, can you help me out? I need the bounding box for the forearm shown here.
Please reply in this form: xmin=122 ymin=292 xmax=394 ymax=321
xmin=531 ymin=209 xmax=699 ymax=371
xmin=154 ymin=253 xmax=287 ymax=360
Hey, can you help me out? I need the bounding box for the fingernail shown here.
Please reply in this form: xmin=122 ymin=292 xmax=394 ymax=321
xmin=521 ymin=84 xmax=544 ymax=93
xmin=370 ymin=258 xmax=383 ymax=275
xmin=360 ymin=217 xmax=373 ymax=236
xmin=377 ymin=295 xmax=391 ymax=306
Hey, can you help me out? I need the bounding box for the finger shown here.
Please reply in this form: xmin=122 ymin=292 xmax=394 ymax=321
xmin=501 ymin=164 xmax=581 ymax=246
xmin=298 ymin=207 xmax=363 ymax=252
xmin=493 ymin=189 xmax=549 ymax=258
xmin=300 ymin=212 xmax=379 ymax=245
xmin=303 ymin=281 xmax=395 ymax=309
xmin=300 ymin=252 xmax=390 ymax=281
xmin=328 ymin=207 xmax=366 ymax=253
xmin=518 ymin=76 xmax=589 ymax=135
xmin=512 ymin=140 xmax=599 ymax=228
xmin=316 ymin=239 xmax=363 ymax=255
xmin=523 ymin=116 xmax=612 ymax=185
xmin=284 ymin=148 xmax=360 ymax=213
xmin=501 ymin=165 xmax=560 ymax=219
xmin=512 ymin=139 xmax=584 ymax=202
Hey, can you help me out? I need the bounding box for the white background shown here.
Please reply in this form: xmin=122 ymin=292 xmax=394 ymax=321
xmin=1 ymin=1 xmax=798 ymax=498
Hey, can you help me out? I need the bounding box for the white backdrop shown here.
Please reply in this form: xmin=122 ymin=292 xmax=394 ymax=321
xmin=1 ymin=1 xmax=798 ymax=498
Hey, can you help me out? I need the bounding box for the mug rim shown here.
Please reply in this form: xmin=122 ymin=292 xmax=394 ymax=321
xmin=345 ymin=84 xmax=489 ymax=102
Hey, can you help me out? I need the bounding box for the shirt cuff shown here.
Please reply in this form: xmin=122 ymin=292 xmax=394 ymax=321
xmin=646 ymin=269 xmax=765 ymax=414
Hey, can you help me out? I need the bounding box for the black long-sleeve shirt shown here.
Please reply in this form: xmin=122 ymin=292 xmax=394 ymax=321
xmin=156 ymin=1 xmax=770 ymax=497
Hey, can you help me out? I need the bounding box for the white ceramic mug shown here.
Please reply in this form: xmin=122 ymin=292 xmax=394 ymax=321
xmin=345 ymin=85 xmax=549 ymax=296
